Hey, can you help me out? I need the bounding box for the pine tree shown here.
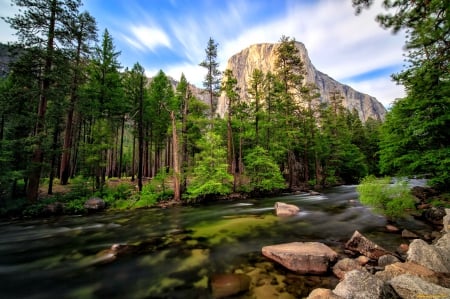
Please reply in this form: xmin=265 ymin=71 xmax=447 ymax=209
xmin=60 ymin=11 xmax=97 ymax=185
xmin=3 ymin=0 xmax=83 ymax=202
xmin=83 ymin=29 xmax=122 ymax=191
xmin=199 ymin=37 xmax=221 ymax=119
xmin=354 ymin=0 xmax=450 ymax=189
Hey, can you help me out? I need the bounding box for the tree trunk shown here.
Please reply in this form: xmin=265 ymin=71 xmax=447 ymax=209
xmin=181 ymin=89 xmax=189 ymax=193
xmin=171 ymin=111 xmax=181 ymax=201
xmin=118 ymin=115 xmax=125 ymax=178
xmin=138 ymin=76 xmax=144 ymax=191
xmin=48 ymin=125 xmax=59 ymax=195
xmin=27 ymin=0 xmax=57 ymax=202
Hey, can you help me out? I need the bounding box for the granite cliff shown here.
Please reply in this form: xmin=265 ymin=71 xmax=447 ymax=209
xmin=217 ymin=42 xmax=387 ymax=122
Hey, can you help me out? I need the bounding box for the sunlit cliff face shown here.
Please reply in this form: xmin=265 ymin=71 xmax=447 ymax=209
xmin=217 ymin=42 xmax=387 ymax=122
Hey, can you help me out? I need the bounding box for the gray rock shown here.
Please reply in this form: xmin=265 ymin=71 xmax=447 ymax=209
xmin=389 ymin=274 xmax=450 ymax=299
xmin=378 ymin=255 xmax=401 ymax=268
xmin=262 ymin=242 xmax=338 ymax=274
xmin=407 ymin=236 xmax=450 ymax=273
xmin=333 ymin=270 xmax=399 ymax=299
xmin=83 ymin=197 xmax=106 ymax=212
xmin=274 ymin=202 xmax=300 ymax=216
xmin=375 ymin=262 xmax=450 ymax=288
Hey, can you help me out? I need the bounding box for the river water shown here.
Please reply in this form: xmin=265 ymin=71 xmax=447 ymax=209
xmin=0 ymin=185 xmax=433 ymax=298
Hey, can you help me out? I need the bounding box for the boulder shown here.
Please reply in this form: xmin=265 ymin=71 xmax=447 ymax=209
xmin=389 ymin=274 xmax=450 ymax=299
xmin=306 ymin=288 xmax=343 ymax=299
xmin=210 ymin=273 xmax=250 ymax=298
xmin=378 ymin=254 xmax=401 ymax=267
xmin=274 ymin=202 xmax=300 ymax=216
xmin=407 ymin=235 xmax=450 ymax=273
xmin=375 ymin=262 xmax=450 ymax=288
xmin=332 ymin=258 xmax=365 ymax=280
xmin=333 ymin=270 xmax=399 ymax=299
xmin=345 ymin=230 xmax=392 ymax=260
xmin=84 ymin=197 xmax=106 ymax=212
xmin=262 ymin=242 xmax=338 ymax=274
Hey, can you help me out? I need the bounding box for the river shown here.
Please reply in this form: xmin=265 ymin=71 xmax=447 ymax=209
xmin=0 ymin=185 xmax=433 ymax=298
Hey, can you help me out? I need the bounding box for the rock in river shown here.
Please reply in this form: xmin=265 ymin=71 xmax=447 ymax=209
xmin=262 ymin=242 xmax=338 ymax=274
xmin=210 ymin=273 xmax=250 ymax=298
xmin=274 ymin=202 xmax=300 ymax=216
xmin=345 ymin=230 xmax=392 ymax=260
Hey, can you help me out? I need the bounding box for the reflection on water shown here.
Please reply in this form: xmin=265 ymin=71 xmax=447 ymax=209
xmin=0 ymin=185 xmax=433 ymax=298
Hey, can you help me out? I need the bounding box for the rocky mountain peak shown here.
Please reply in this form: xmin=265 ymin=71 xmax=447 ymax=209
xmin=217 ymin=42 xmax=387 ymax=122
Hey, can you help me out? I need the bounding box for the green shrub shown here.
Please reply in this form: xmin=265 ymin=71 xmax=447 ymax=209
xmin=357 ymin=175 xmax=416 ymax=219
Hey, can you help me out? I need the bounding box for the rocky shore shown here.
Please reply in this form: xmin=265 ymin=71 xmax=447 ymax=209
xmin=209 ymin=206 xmax=450 ymax=298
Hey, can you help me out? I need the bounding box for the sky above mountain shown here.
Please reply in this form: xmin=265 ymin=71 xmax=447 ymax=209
xmin=0 ymin=0 xmax=406 ymax=108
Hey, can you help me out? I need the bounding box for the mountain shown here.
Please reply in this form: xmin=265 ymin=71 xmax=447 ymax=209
xmin=216 ymin=42 xmax=387 ymax=122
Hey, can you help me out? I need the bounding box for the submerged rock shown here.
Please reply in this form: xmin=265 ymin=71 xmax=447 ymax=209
xmin=345 ymin=230 xmax=392 ymax=260
xmin=274 ymin=202 xmax=300 ymax=216
xmin=262 ymin=242 xmax=338 ymax=274
xmin=402 ymin=229 xmax=419 ymax=239
xmin=210 ymin=273 xmax=250 ymax=298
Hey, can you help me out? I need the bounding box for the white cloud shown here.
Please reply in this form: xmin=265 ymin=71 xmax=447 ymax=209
xmin=125 ymin=25 xmax=171 ymax=52
xmin=345 ymin=77 xmax=406 ymax=108
xmin=218 ymin=0 xmax=406 ymax=106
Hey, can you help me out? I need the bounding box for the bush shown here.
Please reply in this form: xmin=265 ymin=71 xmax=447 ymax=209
xmin=357 ymin=175 xmax=416 ymax=219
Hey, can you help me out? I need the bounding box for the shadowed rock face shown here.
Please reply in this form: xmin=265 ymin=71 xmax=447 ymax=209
xmin=217 ymin=42 xmax=387 ymax=122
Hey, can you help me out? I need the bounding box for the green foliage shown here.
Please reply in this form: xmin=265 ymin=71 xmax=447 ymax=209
xmin=354 ymin=0 xmax=450 ymax=191
xmin=357 ymin=176 xmax=416 ymax=219
xmin=139 ymin=169 xmax=173 ymax=207
xmin=187 ymin=132 xmax=232 ymax=200
xmin=244 ymin=146 xmax=285 ymax=193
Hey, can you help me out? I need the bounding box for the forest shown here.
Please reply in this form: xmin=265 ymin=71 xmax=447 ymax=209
xmin=0 ymin=0 xmax=448 ymax=217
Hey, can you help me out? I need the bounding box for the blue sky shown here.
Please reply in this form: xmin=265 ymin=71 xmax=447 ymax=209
xmin=0 ymin=0 xmax=406 ymax=107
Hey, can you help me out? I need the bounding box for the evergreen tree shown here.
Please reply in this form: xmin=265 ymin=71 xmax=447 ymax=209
xmin=60 ymin=11 xmax=97 ymax=185
xmin=353 ymin=0 xmax=450 ymax=189
xmin=199 ymin=37 xmax=221 ymax=119
xmin=3 ymin=0 xmax=83 ymax=202
xmin=244 ymin=146 xmax=285 ymax=194
xmin=82 ymin=29 xmax=122 ymax=191
xmin=274 ymin=35 xmax=306 ymax=189
xmin=187 ymin=132 xmax=232 ymax=200
xmin=147 ymin=70 xmax=173 ymax=176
